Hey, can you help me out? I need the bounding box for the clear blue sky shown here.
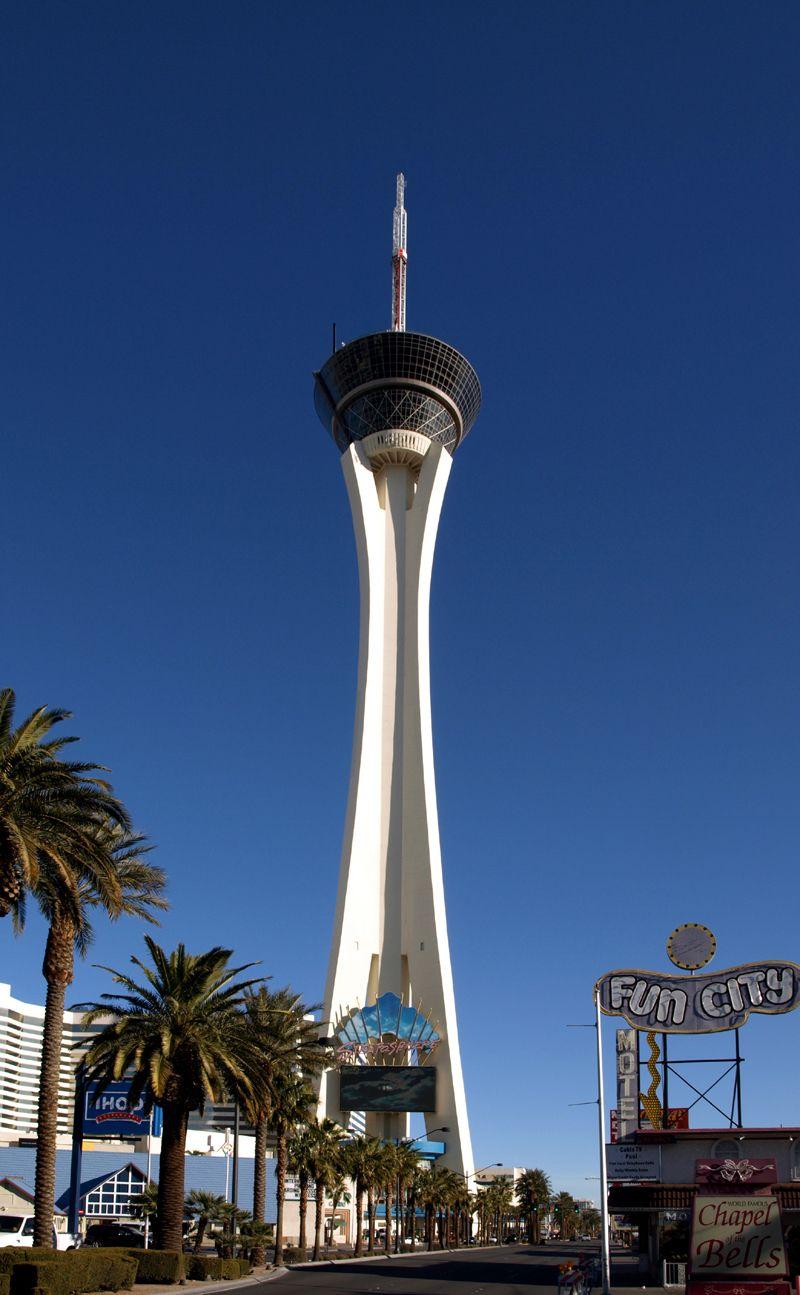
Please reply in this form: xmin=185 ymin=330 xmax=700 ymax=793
xmin=2 ymin=2 xmax=799 ymax=1197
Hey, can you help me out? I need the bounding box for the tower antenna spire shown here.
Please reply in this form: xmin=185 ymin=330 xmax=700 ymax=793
xmin=391 ymin=172 xmax=407 ymax=332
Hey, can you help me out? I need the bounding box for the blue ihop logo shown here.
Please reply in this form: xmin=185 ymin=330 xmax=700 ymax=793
xmin=83 ymin=1082 xmax=162 ymax=1137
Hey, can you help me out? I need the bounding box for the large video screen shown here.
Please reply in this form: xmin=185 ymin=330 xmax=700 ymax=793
xmin=339 ymin=1066 xmax=437 ymax=1113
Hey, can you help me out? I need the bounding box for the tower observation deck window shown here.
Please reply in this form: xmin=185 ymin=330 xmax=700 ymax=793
xmin=314 ymin=332 xmax=481 ymax=455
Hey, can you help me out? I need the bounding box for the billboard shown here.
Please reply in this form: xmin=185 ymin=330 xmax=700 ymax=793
xmin=690 ymin=1194 xmax=787 ymax=1278
xmin=83 ymin=1082 xmax=162 ymax=1137
xmin=606 ymin=1143 xmax=661 ymax=1182
xmin=339 ymin=1066 xmax=436 ymax=1112
xmin=596 ymin=962 xmax=800 ymax=1033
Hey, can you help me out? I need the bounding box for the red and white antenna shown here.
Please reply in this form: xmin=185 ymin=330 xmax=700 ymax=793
xmin=391 ymin=173 xmax=407 ymax=332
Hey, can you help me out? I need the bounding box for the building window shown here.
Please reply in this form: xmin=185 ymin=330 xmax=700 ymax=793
xmin=711 ymin=1138 xmax=742 ymax=1161
xmin=84 ymin=1167 xmax=146 ymax=1217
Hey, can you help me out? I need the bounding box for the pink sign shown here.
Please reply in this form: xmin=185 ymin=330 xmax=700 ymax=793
xmin=695 ymin=1160 xmax=778 ymax=1188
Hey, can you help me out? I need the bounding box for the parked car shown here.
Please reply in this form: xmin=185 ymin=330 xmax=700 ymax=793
xmin=0 ymin=1215 xmax=77 ymax=1250
xmin=83 ymin=1222 xmax=146 ymax=1248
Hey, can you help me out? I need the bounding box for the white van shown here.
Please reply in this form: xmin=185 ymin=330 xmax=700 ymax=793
xmin=0 ymin=1214 xmax=77 ymax=1250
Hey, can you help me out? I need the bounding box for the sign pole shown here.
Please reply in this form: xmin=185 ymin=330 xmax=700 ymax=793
xmin=595 ymin=990 xmax=611 ymax=1295
xmin=67 ymin=1067 xmax=85 ymax=1239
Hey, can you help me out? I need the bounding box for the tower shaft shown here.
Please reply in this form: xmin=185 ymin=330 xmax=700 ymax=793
xmin=318 ymin=439 xmax=473 ymax=1171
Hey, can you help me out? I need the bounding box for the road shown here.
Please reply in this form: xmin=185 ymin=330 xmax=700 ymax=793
xmin=249 ymin=1242 xmax=626 ymax=1295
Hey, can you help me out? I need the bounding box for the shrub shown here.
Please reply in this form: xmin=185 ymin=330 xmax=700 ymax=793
xmin=0 ymin=1274 xmax=8 ymax=1295
xmin=0 ymin=1251 xmax=59 ymax=1275
xmin=127 ymin=1249 xmax=184 ymax=1284
xmin=5 ymin=1251 xmax=137 ymax=1294
xmin=185 ymin=1256 xmax=222 ymax=1280
xmin=185 ymin=1256 xmax=251 ymax=1281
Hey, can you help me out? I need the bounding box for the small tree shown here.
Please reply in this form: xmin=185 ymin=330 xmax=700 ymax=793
xmin=185 ymin=1189 xmax=226 ymax=1253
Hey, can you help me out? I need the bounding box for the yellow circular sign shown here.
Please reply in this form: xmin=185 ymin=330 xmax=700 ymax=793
xmin=667 ymin=922 xmax=716 ymax=970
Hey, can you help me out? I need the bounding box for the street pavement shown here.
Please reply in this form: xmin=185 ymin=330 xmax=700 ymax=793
xmin=245 ymin=1242 xmax=639 ymax=1295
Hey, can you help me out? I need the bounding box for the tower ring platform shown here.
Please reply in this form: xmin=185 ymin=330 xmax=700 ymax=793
xmin=314 ymin=331 xmax=481 ymax=457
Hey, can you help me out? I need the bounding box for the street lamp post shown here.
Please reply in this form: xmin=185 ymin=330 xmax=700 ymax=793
xmin=452 ymin=1164 xmax=502 ymax=1246
xmin=393 ymin=1127 xmax=450 ymax=1254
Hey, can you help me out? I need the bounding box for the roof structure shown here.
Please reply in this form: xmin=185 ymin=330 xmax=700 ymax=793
xmin=55 ymin=1160 xmax=148 ymax=1210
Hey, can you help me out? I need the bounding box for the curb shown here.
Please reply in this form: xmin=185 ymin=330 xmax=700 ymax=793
xmin=150 ymin=1268 xmax=287 ymax=1295
xmin=286 ymin=1243 xmax=513 ymax=1268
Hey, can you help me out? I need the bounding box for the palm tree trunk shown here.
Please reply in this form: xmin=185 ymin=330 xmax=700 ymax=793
xmin=367 ymin=1188 xmax=375 ymax=1252
xmin=251 ymin=1118 xmax=268 ymax=1265
xmin=34 ymin=919 xmax=74 ymax=1247
xmin=384 ymin=1180 xmax=393 ymax=1254
xmin=274 ymin=1129 xmax=287 ymax=1266
xmin=354 ymin=1185 xmax=364 ymax=1256
xmin=298 ymin=1173 xmax=309 ymax=1259
xmin=313 ymin=1175 xmax=325 ymax=1261
xmin=194 ymin=1215 xmax=208 ymax=1253
xmin=157 ymin=1100 xmax=189 ymax=1250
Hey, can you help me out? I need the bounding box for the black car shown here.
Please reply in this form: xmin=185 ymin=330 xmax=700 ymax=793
xmin=83 ymin=1222 xmax=146 ymax=1248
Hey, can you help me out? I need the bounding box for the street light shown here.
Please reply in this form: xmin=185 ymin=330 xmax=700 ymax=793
xmin=453 ymin=1164 xmax=501 ymax=1246
xmin=467 ymin=1162 xmax=503 ymax=1182
xmin=394 ymin=1127 xmax=450 ymax=1253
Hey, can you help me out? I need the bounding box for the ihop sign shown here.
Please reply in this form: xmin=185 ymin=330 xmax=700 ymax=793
xmin=83 ymin=1082 xmax=162 ymax=1137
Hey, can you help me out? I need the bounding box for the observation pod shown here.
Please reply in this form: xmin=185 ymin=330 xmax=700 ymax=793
xmin=314 ymin=330 xmax=481 ymax=465
xmin=314 ymin=328 xmax=481 ymax=1175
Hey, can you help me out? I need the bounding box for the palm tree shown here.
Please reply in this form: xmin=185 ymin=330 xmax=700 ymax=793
xmin=341 ymin=1136 xmax=382 ymax=1257
xmin=450 ymin=1177 xmax=471 ymax=1247
xmin=239 ymin=1218 xmax=273 ymax=1264
xmin=394 ymin=1144 xmax=421 ymax=1251
xmin=328 ymin=1175 xmax=351 ymax=1250
xmin=217 ymin=1203 xmax=251 ymax=1259
xmin=307 ymin=1118 xmax=346 ymax=1260
xmin=33 ymin=830 xmax=166 ymax=1245
xmin=405 ymin=1159 xmax=427 ymax=1251
xmin=128 ymin=1181 xmax=159 ymax=1234
xmin=0 ymin=688 xmax=131 ymax=920
xmin=287 ymin=1124 xmax=316 ymax=1260
xmin=185 ymin=1189 xmax=226 ymax=1253
xmin=272 ymin=1073 xmax=315 ymax=1267
xmin=238 ymin=986 xmax=323 ymax=1265
xmin=419 ymin=1167 xmax=451 ymax=1250
xmin=581 ymin=1207 xmax=601 ymax=1238
xmin=364 ymin=1141 xmax=384 ymax=1252
xmin=76 ymin=937 xmax=263 ymax=1251
xmin=515 ymin=1168 xmax=551 ymax=1244
xmin=377 ymin=1141 xmax=398 ymax=1254
xmin=553 ymin=1190 xmax=578 ymax=1241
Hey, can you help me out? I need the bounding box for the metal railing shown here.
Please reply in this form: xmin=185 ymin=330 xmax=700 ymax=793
xmin=662 ymin=1260 xmax=687 ymax=1287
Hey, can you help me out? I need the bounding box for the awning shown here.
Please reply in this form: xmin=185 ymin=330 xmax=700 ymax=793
xmin=608 ymin=1184 xmax=800 ymax=1214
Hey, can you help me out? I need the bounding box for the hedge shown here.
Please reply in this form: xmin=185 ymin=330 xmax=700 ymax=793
xmin=184 ymin=1256 xmax=250 ymax=1281
xmin=126 ymin=1250 xmax=183 ymax=1284
xmin=4 ymin=1250 xmax=137 ymax=1294
xmin=0 ymin=1274 xmax=9 ymax=1295
xmin=0 ymin=1253 xmax=59 ymax=1275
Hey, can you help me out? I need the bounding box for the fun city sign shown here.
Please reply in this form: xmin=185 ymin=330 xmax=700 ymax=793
xmin=596 ymin=962 xmax=800 ymax=1033
xmin=333 ymin=991 xmax=442 ymax=1066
